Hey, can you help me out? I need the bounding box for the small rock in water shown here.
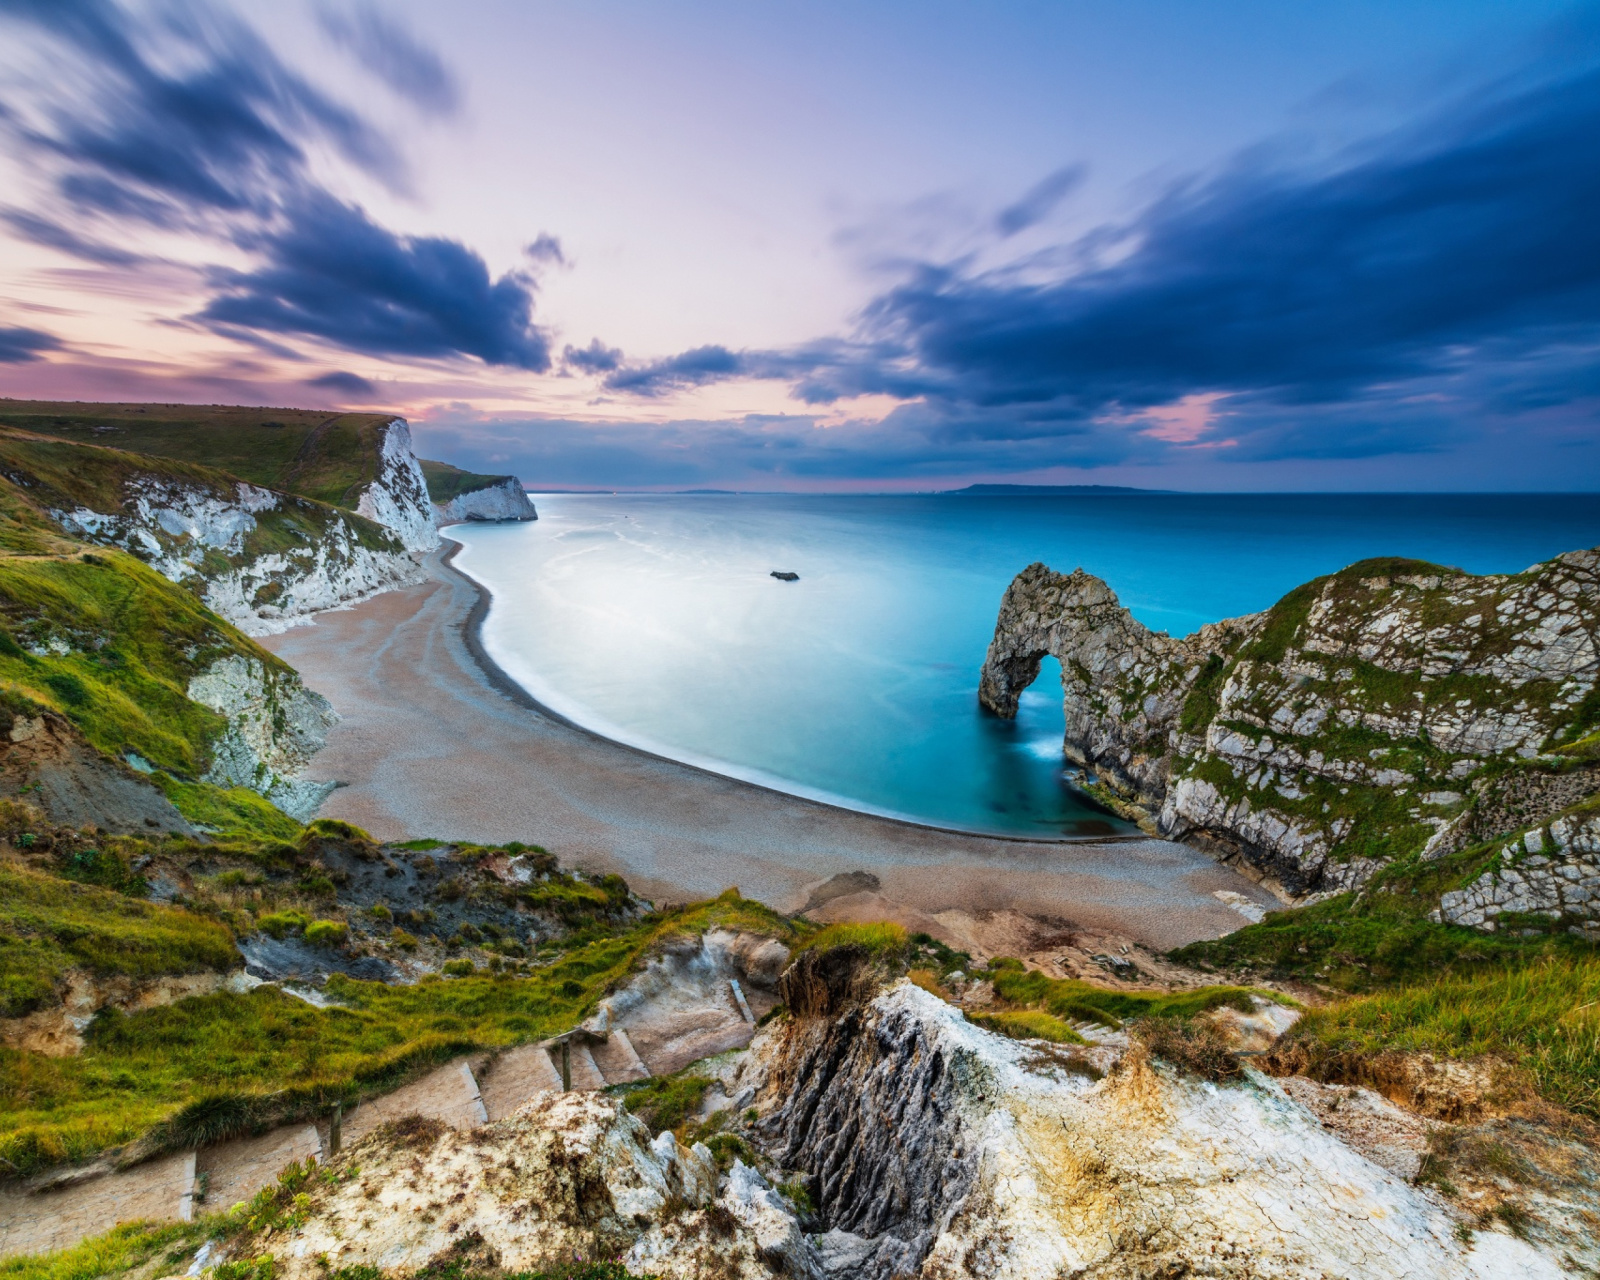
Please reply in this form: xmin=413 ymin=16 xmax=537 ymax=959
xmin=770 ymin=570 xmax=800 ymax=581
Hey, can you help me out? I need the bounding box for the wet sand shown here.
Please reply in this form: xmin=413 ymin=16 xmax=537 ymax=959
xmin=261 ymin=544 xmax=1278 ymax=950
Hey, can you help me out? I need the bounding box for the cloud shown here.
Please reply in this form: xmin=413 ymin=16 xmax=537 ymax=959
xmin=199 ymin=194 xmax=550 ymax=369
xmin=524 ymin=234 xmax=567 ymax=267
xmin=317 ymin=3 xmax=461 ymax=115
xmin=0 ymin=324 xmax=61 ymax=362
xmin=563 ymin=338 xmax=623 ymax=373
xmin=605 ymin=52 xmax=1600 ymax=465
xmin=0 ymin=0 xmax=544 ymax=369
xmin=994 ymin=164 xmax=1086 ymax=237
xmin=0 ymin=0 xmax=404 ymax=224
xmin=306 ymin=369 xmax=377 ymax=397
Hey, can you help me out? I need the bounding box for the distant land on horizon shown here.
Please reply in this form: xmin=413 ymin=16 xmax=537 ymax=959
xmin=942 ymin=483 xmax=1164 ymax=495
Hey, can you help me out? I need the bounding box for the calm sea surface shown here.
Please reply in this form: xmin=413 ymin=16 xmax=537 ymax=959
xmin=449 ymin=494 xmax=1600 ymax=838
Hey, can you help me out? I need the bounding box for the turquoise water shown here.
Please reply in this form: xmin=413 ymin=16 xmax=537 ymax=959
xmin=449 ymin=493 xmax=1600 ymax=837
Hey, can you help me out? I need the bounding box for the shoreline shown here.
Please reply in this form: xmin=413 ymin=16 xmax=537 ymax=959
xmin=261 ymin=543 xmax=1279 ymax=949
xmin=437 ymin=534 xmax=1144 ymax=848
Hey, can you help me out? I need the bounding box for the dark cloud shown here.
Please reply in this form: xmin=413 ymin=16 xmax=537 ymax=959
xmin=317 ymin=3 xmax=460 ymax=115
xmin=607 ymin=54 xmax=1600 ymax=464
xmin=0 ymin=0 xmax=404 ymax=223
xmin=524 ymin=234 xmax=567 ymax=267
xmin=200 ymin=195 xmax=551 ymax=370
xmin=564 ymin=339 xmax=623 ymax=373
xmin=0 ymin=0 xmax=544 ymax=370
xmin=0 ymin=324 xmax=61 ymax=363
xmin=306 ymin=370 xmax=377 ymax=397
xmin=0 ymin=208 xmax=147 ymax=266
xmin=994 ymin=164 xmax=1086 ymax=237
xmin=604 ymin=344 xmax=744 ymax=395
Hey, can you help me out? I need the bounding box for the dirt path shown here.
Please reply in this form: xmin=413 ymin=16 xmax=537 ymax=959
xmin=261 ymin=545 xmax=1276 ymax=952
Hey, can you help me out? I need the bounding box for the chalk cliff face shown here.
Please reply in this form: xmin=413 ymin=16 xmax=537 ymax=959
xmin=980 ymin=551 xmax=1600 ymax=896
xmin=432 ymin=474 xmax=537 ymax=525
xmin=54 ymin=475 xmax=421 ymax=637
xmin=260 ymin=970 xmax=1574 ymax=1279
xmin=186 ymin=654 xmax=339 ymax=821
xmin=355 ymin=418 xmax=441 ymax=552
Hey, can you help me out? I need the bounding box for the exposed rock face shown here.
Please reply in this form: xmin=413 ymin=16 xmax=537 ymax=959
xmin=356 ymin=419 xmax=441 ymax=553
xmin=979 ymin=551 xmax=1600 ymax=895
xmin=752 ymin=978 xmax=1564 ymax=1279
xmin=432 ymin=475 xmax=537 ymax=525
xmin=0 ymin=711 xmax=193 ymax=835
xmin=1435 ymin=806 xmax=1600 ymax=936
xmin=258 ymin=1092 xmax=809 ymax=1280
xmin=0 ymin=968 xmax=249 ymax=1056
xmin=186 ymin=655 xmax=338 ymax=820
xmin=53 ymin=473 xmax=421 ymax=637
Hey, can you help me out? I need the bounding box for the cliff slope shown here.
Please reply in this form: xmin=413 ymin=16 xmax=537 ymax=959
xmin=979 ymin=553 xmax=1600 ymax=897
xmin=421 ymin=459 xmax=538 ymax=525
xmin=0 ymin=401 xmax=438 ymax=551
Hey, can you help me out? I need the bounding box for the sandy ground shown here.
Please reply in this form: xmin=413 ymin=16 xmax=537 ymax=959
xmin=261 ymin=544 xmax=1279 ymax=951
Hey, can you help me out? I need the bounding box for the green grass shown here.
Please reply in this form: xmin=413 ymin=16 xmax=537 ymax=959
xmin=0 ymin=860 xmax=237 ymax=1019
xmin=0 ymin=1219 xmax=208 ymax=1280
xmin=794 ymin=921 xmax=906 ymax=956
xmin=968 ymin=1009 xmax=1088 ymax=1044
xmin=0 ymin=548 xmax=265 ymax=777
xmin=983 ymin=961 xmax=1282 ymax=1030
xmin=0 ymin=402 xmax=397 ymax=513
xmin=150 ymin=775 xmax=305 ymax=842
xmin=0 ymin=892 xmax=797 ymax=1178
xmin=419 ymin=459 xmax=516 ymax=504
xmin=1288 ymin=956 xmax=1600 ymax=1118
xmin=616 ymin=1072 xmax=713 ymax=1133
xmin=1173 ymin=841 xmax=1594 ymax=991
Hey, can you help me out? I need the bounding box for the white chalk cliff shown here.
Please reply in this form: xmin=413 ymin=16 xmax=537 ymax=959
xmin=432 ymin=474 xmax=537 ymax=525
xmin=356 ymin=418 xmax=441 ymax=552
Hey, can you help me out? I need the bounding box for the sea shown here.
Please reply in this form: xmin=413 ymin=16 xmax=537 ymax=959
xmin=448 ymin=493 xmax=1600 ymax=839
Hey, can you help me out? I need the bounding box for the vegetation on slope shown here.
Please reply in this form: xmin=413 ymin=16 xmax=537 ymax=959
xmin=0 ymin=857 xmax=237 ymax=1018
xmin=0 ymin=402 xmax=397 ymax=513
xmin=0 ymin=842 xmax=797 ymax=1177
xmin=419 ymin=459 xmax=517 ymax=504
xmin=0 ymin=430 xmax=375 ymax=833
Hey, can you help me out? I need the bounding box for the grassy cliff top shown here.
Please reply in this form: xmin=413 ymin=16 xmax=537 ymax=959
xmin=419 ymin=458 xmax=518 ymax=504
xmin=0 ymin=400 xmax=397 ymax=513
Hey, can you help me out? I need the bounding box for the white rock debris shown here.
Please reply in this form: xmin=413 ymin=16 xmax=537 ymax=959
xmin=266 ymin=1092 xmax=804 ymax=1280
xmin=356 ymin=418 xmax=441 ymax=553
xmin=187 ymin=655 xmax=338 ymax=821
xmin=757 ymin=981 xmax=1565 ymax=1279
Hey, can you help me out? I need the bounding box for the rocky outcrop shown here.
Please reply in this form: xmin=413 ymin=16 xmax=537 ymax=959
xmin=0 ymin=968 xmax=250 ymax=1056
xmin=356 ymin=419 xmax=440 ymax=552
xmin=746 ymin=978 xmax=1565 ymax=1278
xmin=1434 ymin=805 xmax=1600 ymax=937
xmin=248 ymin=1092 xmax=809 ymax=1280
xmin=432 ymin=475 xmax=537 ymax=525
xmin=53 ymin=473 xmax=421 ymax=636
xmin=0 ymin=711 xmax=193 ymax=835
xmin=980 ymin=551 xmax=1600 ymax=896
xmin=186 ymin=655 xmax=338 ymax=820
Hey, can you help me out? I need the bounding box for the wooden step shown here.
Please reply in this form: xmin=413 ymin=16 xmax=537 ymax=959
xmin=479 ymin=1043 xmax=564 ymax=1120
xmin=590 ymin=1029 xmax=650 ymax=1084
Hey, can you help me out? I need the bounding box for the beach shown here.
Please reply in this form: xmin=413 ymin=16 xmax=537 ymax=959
xmin=261 ymin=542 xmax=1279 ymax=950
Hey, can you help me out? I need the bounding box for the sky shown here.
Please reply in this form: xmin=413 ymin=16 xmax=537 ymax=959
xmin=0 ymin=1 xmax=1598 ymax=491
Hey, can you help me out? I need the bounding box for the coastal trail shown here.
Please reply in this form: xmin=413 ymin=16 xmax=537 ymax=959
xmin=262 ymin=545 xmax=1276 ymax=951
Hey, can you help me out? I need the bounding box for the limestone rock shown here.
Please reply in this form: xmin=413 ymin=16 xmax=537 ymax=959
xmin=256 ymin=1092 xmax=805 ymax=1280
xmin=187 ymin=654 xmax=338 ymax=820
xmin=432 ymin=475 xmax=537 ymax=525
xmin=979 ymin=551 xmax=1600 ymax=895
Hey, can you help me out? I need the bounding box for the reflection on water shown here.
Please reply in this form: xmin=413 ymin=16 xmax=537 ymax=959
xmin=450 ymin=492 xmax=1600 ymax=838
